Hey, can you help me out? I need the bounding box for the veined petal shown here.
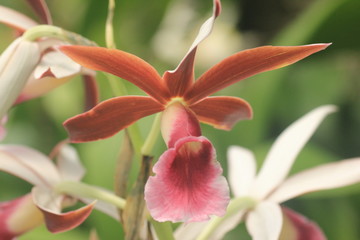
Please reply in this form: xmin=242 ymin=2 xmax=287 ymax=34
xmin=251 ymin=105 xmax=337 ymax=200
xmin=0 ymin=38 xmax=40 ymax=119
xmin=280 ymin=208 xmax=326 ymax=240
xmin=227 ymin=146 xmax=257 ymax=197
xmin=0 ymin=145 xmax=61 ymax=188
xmin=0 ymin=6 xmax=38 ymax=32
xmin=32 ymin=187 xmax=95 ymax=233
xmin=185 ymin=44 xmax=330 ymax=103
xmin=145 ymin=136 xmax=229 ymax=223
xmin=25 ymin=0 xmax=52 ymax=24
xmin=161 ymin=102 xmax=201 ymax=148
xmin=268 ymin=158 xmax=360 ymax=203
xmin=0 ymin=194 xmax=43 ymax=240
xmin=163 ymin=0 xmax=221 ymax=97
xmin=190 ymin=96 xmax=252 ymax=130
xmin=64 ymin=96 xmax=164 ymax=142
xmin=246 ymin=202 xmax=283 ymax=240
xmin=60 ymin=46 xmax=170 ymax=103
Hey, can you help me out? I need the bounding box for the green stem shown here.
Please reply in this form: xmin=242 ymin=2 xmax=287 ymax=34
xmin=196 ymin=197 xmax=256 ymax=240
xmin=150 ymin=218 xmax=175 ymax=240
xmin=55 ymin=181 xmax=126 ymax=209
xmin=22 ymin=25 xmax=96 ymax=46
xmin=141 ymin=113 xmax=162 ymax=156
xmin=106 ymin=0 xmax=117 ymax=49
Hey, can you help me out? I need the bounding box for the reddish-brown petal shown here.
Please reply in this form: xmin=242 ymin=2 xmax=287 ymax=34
xmin=163 ymin=49 xmax=196 ymax=97
xmin=161 ymin=102 xmax=201 ymax=148
xmin=60 ymin=46 xmax=170 ymax=103
xmin=82 ymin=74 xmax=99 ymax=111
xmin=185 ymin=44 xmax=331 ymax=103
xmin=39 ymin=201 xmax=95 ymax=233
xmin=280 ymin=207 xmax=326 ymax=240
xmin=145 ymin=136 xmax=229 ymax=223
xmin=64 ymin=96 xmax=164 ymax=142
xmin=25 ymin=0 xmax=52 ymax=24
xmin=190 ymin=96 xmax=252 ymax=130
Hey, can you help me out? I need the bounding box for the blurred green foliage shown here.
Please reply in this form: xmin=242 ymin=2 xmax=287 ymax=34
xmin=0 ymin=0 xmax=360 ymax=239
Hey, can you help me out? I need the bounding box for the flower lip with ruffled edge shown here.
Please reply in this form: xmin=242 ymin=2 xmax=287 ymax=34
xmin=144 ymin=101 xmax=230 ymax=223
xmin=60 ymin=0 xmax=330 ymax=143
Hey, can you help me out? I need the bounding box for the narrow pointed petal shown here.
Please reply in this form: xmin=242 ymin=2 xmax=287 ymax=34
xmin=25 ymin=0 xmax=52 ymax=24
xmin=280 ymin=208 xmax=326 ymax=240
xmin=0 ymin=145 xmax=61 ymax=188
xmin=32 ymin=187 xmax=95 ymax=233
xmin=82 ymin=74 xmax=99 ymax=111
xmin=186 ymin=44 xmax=331 ymax=103
xmin=190 ymin=96 xmax=252 ymax=130
xmin=64 ymin=96 xmax=164 ymax=142
xmin=161 ymin=102 xmax=201 ymax=148
xmin=145 ymin=136 xmax=229 ymax=223
xmin=163 ymin=0 xmax=221 ymax=97
xmin=56 ymin=144 xmax=85 ymax=182
xmin=246 ymin=202 xmax=283 ymax=240
xmin=0 ymin=39 xmax=40 ymax=119
xmin=227 ymin=146 xmax=257 ymax=197
xmin=269 ymin=158 xmax=360 ymax=203
xmin=251 ymin=105 xmax=337 ymax=200
xmin=60 ymin=46 xmax=170 ymax=103
xmin=0 ymin=194 xmax=43 ymax=240
xmin=0 ymin=6 xmax=38 ymax=32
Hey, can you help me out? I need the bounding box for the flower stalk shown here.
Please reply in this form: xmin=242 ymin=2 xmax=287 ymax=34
xmin=55 ymin=181 xmax=126 ymax=209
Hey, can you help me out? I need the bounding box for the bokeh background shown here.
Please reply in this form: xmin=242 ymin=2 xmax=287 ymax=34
xmin=1 ymin=0 xmax=360 ymax=239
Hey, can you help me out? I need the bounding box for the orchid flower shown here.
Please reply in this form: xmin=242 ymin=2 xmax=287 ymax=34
xmin=0 ymin=4 xmax=97 ymax=110
xmin=60 ymin=0 xmax=329 ymax=143
xmin=145 ymin=101 xmax=229 ymax=223
xmin=176 ymin=105 xmax=360 ymax=240
xmin=0 ymin=142 xmax=120 ymax=239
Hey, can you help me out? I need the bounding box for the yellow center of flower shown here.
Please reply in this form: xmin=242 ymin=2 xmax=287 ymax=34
xmin=165 ymin=97 xmax=188 ymax=108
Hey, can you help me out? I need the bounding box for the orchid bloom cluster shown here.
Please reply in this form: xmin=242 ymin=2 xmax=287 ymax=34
xmin=1 ymin=0 xmax=360 ymax=240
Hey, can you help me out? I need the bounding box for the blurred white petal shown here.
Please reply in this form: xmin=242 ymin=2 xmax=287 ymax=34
xmin=227 ymin=146 xmax=257 ymax=197
xmin=0 ymin=38 xmax=40 ymax=119
xmin=269 ymin=158 xmax=360 ymax=203
xmin=0 ymin=145 xmax=61 ymax=188
xmin=251 ymin=105 xmax=337 ymax=199
xmin=32 ymin=186 xmax=63 ymax=213
xmin=246 ymin=202 xmax=282 ymax=240
xmin=57 ymin=144 xmax=85 ymax=181
xmin=34 ymin=51 xmax=81 ymax=79
xmin=0 ymin=6 xmax=38 ymax=31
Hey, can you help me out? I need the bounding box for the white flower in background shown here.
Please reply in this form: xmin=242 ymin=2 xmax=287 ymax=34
xmin=175 ymin=105 xmax=360 ymax=240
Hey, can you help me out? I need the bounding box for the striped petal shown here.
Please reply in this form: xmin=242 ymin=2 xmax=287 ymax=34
xmin=280 ymin=208 xmax=326 ymax=240
xmin=185 ymin=44 xmax=330 ymax=103
xmin=0 ymin=144 xmax=61 ymax=188
xmin=190 ymin=96 xmax=252 ymax=130
xmin=64 ymin=96 xmax=164 ymax=142
xmin=60 ymin=46 xmax=170 ymax=104
xmin=145 ymin=136 xmax=229 ymax=223
xmin=0 ymin=6 xmax=38 ymax=32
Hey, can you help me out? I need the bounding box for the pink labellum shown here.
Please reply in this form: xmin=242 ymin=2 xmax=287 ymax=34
xmin=281 ymin=207 xmax=326 ymax=240
xmin=145 ymin=136 xmax=229 ymax=223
